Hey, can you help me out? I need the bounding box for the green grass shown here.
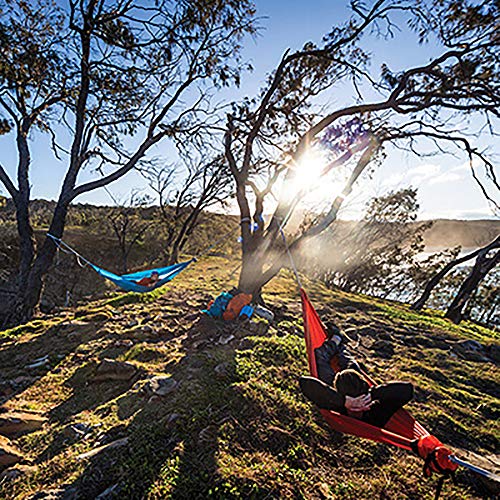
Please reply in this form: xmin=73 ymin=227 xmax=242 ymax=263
xmin=0 ymin=256 xmax=497 ymax=499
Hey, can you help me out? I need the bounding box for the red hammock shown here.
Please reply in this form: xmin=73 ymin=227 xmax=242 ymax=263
xmin=300 ymin=288 xmax=451 ymax=456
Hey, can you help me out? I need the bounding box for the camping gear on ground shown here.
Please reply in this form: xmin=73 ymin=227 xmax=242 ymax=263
xmin=223 ymin=293 xmax=252 ymax=321
xmin=203 ymin=290 xmax=253 ymax=321
xmin=202 ymin=292 xmax=234 ymax=318
xmin=238 ymin=304 xmax=254 ymax=320
xmin=254 ymin=305 xmax=275 ymax=321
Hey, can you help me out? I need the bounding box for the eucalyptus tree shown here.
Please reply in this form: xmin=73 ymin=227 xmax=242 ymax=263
xmin=140 ymin=154 xmax=233 ymax=265
xmin=223 ymin=0 xmax=499 ymax=296
xmin=0 ymin=0 xmax=257 ymax=326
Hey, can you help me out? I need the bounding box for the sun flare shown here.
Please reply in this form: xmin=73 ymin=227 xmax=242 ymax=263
xmin=290 ymin=149 xmax=327 ymax=193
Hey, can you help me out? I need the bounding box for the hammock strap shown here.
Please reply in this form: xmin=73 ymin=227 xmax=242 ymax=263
xmin=47 ymin=234 xmax=93 ymax=267
xmin=450 ymin=455 xmax=500 ymax=482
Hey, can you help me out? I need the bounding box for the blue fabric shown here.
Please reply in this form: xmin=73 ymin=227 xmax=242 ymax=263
xmin=239 ymin=305 xmax=254 ymax=319
xmin=202 ymin=292 xmax=234 ymax=318
xmin=90 ymin=260 xmax=193 ymax=293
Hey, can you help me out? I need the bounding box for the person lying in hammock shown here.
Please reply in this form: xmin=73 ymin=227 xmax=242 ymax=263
xmin=135 ymin=271 xmax=160 ymax=287
xmin=300 ymin=322 xmax=413 ymax=429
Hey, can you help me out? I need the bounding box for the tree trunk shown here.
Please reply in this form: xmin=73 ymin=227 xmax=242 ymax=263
xmin=411 ymin=236 xmax=500 ymax=311
xmin=444 ymin=249 xmax=500 ymax=324
xmin=2 ymin=201 xmax=69 ymax=328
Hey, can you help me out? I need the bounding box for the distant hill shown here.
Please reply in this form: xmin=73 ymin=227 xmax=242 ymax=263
xmin=421 ymin=219 xmax=500 ymax=251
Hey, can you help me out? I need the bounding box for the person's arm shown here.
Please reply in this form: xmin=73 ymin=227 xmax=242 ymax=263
xmin=299 ymin=376 xmax=346 ymax=412
xmin=370 ymin=382 xmax=414 ymax=408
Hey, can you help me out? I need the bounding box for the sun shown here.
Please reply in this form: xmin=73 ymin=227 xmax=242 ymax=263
xmin=290 ymin=149 xmax=327 ymax=194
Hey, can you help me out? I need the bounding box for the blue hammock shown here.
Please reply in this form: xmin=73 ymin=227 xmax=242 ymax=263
xmin=89 ymin=260 xmax=193 ymax=293
xmin=48 ymin=234 xmax=194 ymax=293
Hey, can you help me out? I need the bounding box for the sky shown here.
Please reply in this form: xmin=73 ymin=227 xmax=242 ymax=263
xmin=0 ymin=0 xmax=498 ymax=220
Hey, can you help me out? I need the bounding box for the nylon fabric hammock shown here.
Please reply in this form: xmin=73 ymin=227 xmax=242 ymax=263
xmin=47 ymin=234 xmax=194 ymax=293
xmin=89 ymin=260 xmax=194 ymax=293
xmin=301 ymin=288 xmax=429 ymax=450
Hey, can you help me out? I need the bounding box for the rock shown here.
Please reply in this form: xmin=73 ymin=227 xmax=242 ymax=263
xmin=0 ymin=384 xmax=14 ymax=399
xmin=451 ymin=340 xmax=490 ymax=362
xmin=343 ymin=328 xmax=359 ymax=341
xmin=343 ymin=306 xmax=358 ymax=313
xmin=114 ymin=339 xmax=134 ymax=348
xmin=238 ymin=337 xmax=254 ymax=350
xmin=0 ymin=464 xmax=36 ymax=482
xmin=0 ymin=435 xmax=23 ymax=467
xmin=145 ymin=376 xmax=178 ymax=397
xmin=93 ymin=359 xmax=137 ymax=382
xmin=62 ymin=423 xmax=92 ymax=440
xmin=28 ymin=486 xmax=77 ymax=500
xmin=370 ymin=339 xmax=394 ymax=358
xmin=217 ymin=334 xmax=235 ymax=345
xmin=12 ymin=376 xmax=35 ymax=386
xmin=454 ymin=339 xmax=483 ymax=351
xmin=131 ymin=325 xmax=156 ymax=340
xmin=488 ymin=343 xmax=500 ymax=363
xmin=198 ymin=425 xmax=217 ymax=445
xmin=76 ymin=437 xmax=128 ymax=461
xmin=0 ymin=411 xmax=47 ymax=436
xmin=214 ymin=362 xmax=231 ymax=380
xmin=126 ymin=320 xmax=139 ymax=328
xmin=83 ymin=311 xmax=112 ymax=322
xmin=96 ymin=483 xmax=121 ymax=499
xmin=192 ymin=340 xmax=207 ymax=350
xmin=26 ymin=355 xmax=49 ymax=369
xmin=165 ymin=413 xmax=180 ymax=427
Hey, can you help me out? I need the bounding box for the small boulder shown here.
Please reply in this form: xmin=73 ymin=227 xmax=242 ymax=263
xmin=370 ymin=339 xmax=394 ymax=358
xmin=487 ymin=343 xmax=500 ymax=363
xmin=96 ymin=483 xmax=121 ymax=500
xmin=93 ymin=359 xmax=137 ymax=382
xmin=165 ymin=413 xmax=180 ymax=428
xmin=217 ymin=334 xmax=235 ymax=345
xmin=0 ymin=435 xmax=23 ymax=467
xmin=62 ymin=423 xmax=92 ymax=441
xmin=238 ymin=337 xmax=254 ymax=350
xmin=114 ymin=339 xmax=134 ymax=348
xmin=145 ymin=376 xmax=178 ymax=397
xmin=28 ymin=486 xmax=77 ymax=500
xmin=0 ymin=411 xmax=47 ymax=437
xmin=451 ymin=340 xmax=490 ymax=362
xmin=26 ymin=356 xmax=50 ymax=370
xmin=214 ymin=362 xmax=232 ymax=380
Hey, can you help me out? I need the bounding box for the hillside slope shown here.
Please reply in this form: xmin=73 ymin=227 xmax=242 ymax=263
xmin=0 ymin=257 xmax=498 ymax=499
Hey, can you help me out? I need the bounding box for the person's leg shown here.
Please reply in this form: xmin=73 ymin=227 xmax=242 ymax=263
xmin=363 ymin=382 xmax=414 ymax=428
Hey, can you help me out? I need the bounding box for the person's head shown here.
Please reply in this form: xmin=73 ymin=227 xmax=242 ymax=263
xmin=334 ymin=369 xmax=369 ymax=398
xmin=151 ymin=271 xmax=160 ymax=282
xmin=324 ymin=321 xmax=341 ymax=340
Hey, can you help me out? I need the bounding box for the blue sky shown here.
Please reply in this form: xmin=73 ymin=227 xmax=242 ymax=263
xmin=0 ymin=0 xmax=497 ymax=220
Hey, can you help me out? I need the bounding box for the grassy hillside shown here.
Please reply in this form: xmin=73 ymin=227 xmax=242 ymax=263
xmin=0 ymin=257 xmax=498 ymax=499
